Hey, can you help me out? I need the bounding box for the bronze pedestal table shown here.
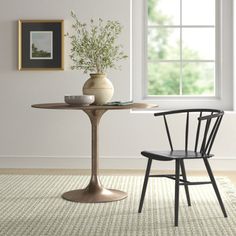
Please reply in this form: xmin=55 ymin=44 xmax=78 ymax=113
xmin=32 ymin=103 xmax=154 ymax=203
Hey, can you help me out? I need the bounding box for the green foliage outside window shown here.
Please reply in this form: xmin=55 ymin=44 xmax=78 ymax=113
xmin=147 ymin=0 xmax=214 ymax=96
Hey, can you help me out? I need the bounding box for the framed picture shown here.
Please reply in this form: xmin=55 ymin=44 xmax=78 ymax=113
xmin=18 ymin=20 xmax=64 ymax=70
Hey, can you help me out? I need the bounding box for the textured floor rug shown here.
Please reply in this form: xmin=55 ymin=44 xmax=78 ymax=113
xmin=0 ymin=175 xmax=235 ymax=236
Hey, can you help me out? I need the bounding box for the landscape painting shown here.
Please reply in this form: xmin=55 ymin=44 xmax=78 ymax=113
xmin=18 ymin=20 xmax=64 ymax=70
xmin=30 ymin=31 xmax=53 ymax=60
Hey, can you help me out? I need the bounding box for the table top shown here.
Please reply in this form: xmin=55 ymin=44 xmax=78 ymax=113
xmin=31 ymin=102 xmax=157 ymax=110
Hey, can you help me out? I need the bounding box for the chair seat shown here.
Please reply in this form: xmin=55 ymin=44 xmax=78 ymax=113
xmin=141 ymin=150 xmax=214 ymax=161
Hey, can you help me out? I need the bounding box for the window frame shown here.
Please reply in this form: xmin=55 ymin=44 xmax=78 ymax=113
xmin=131 ymin=0 xmax=233 ymax=110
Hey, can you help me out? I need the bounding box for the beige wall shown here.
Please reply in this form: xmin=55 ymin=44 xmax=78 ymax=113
xmin=0 ymin=0 xmax=235 ymax=170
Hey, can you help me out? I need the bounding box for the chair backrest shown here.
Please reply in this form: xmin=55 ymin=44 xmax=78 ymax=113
xmin=154 ymin=109 xmax=224 ymax=155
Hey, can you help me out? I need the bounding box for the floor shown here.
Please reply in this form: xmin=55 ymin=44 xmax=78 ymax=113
xmin=0 ymin=169 xmax=236 ymax=186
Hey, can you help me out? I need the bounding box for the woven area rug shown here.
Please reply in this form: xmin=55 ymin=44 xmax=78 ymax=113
xmin=0 ymin=175 xmax=236 ymax=236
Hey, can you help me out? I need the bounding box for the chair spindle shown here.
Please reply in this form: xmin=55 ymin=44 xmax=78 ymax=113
xmin=194 ymin=112 xmax=202 ymax=152
xmin=185 ymin=112 xmax=189 ymax=152
xmin=205 ymin=116 xmax=220 ymax=154
xmin=207 ymin=116 xmax=223 ymax=155
xmin=200 ymin=119 xmax=211 ymax=154
xmin=163 ymin=115 xmax=173 ymax=151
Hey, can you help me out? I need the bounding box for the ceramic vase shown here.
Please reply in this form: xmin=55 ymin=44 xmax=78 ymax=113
xmin=82 ymin=73 xmax=114 ymax=105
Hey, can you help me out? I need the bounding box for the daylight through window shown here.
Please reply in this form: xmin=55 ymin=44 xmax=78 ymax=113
xmin=147 ymin=0 xmax=216 ymax=97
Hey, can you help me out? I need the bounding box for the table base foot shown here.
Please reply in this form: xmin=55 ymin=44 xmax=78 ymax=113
xmin=62 ymin=188 xmax=128 ymax=203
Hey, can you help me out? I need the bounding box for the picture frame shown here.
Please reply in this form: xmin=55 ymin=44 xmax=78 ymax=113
xmin=18 ymin=20 xmax=64 ymax=70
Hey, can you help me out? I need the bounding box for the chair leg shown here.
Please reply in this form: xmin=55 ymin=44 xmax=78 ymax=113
xmin=203 ymin=158 xmax=227 ymax=217
xmin=174 ymin=159 xmax=180 ymax=227
xmin=180 ymin=159 xmax=191 ymax=206
xmin=138 ymin=158 xmax=152 ymax=213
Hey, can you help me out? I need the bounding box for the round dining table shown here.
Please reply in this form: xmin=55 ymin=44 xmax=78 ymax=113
xmin=32 ymin=102 xmax=156 ymax=203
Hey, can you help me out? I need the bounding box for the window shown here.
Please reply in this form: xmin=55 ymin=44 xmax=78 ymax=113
xmin=132 ymin=0 xmax=233 ymax=110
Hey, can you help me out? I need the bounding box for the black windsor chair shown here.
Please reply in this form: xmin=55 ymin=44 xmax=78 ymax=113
xmin=138 ymin=109 xmax=227 ymax=226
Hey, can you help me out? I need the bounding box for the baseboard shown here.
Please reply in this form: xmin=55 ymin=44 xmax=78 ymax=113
xmin=0 ymin=155 xmax=236 ymax=170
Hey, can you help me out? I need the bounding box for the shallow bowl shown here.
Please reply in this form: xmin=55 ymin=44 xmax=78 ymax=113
xmin=64 ymin=95 xmax=95 ymax=106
